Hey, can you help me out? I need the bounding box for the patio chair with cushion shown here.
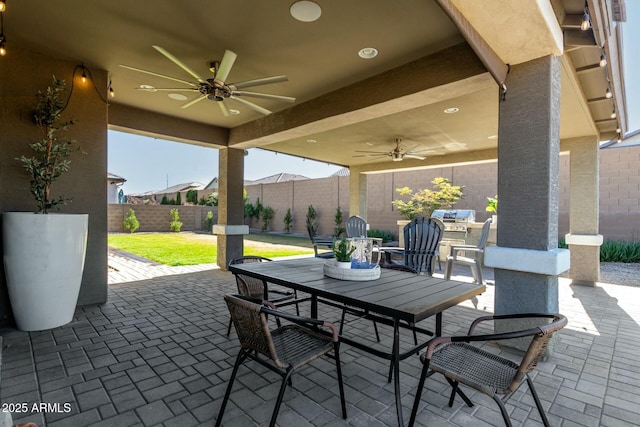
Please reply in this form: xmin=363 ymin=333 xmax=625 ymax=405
xmin=346 ymin=215 xmax=367 ymax=237
xmin=226 ymin=256 xmax=300 ymax=336
xmin=307 ymin=224 xmax=335 ymax=258
xmin=217 ymin=294 xmax=347 ymax=427
xmin=444 ymin=217 xmax=492 ymax=284
xmin=409 ymin=313 xmax=568 ymax=427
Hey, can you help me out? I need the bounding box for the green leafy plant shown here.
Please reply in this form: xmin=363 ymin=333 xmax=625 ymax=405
xmin=176 ymin=191 xmax=182 ymax=206
xmin=391 ymin=177 xmax=464 ymax=220
xmin=283 ymin=208 xmax=293 ymax=233
xmin=306 ymin=205 xmax=319 ymax=236
xmin=599 ymin=240 xmax=640 ymax=263
xmin=123 ymin=208 xmax=140 ymax=233
xmin=367 ymin=229 xmax=395 ymax=243
xmin=169 ymin=208 xmax=183 ymax=232
xmin=186 ymin=189 xmax=198 ymax=205
xmin=334 ymin=207 xmax=346 ymax=238
xmin=261 ymin=206 xmax=275 ymax=231
xmin=205 ymin=211 xmax=214 ymax=231
xmin=17 ymin=77 xmax=80 ymax=213
xmin=333 ymin=238 xmax=355 ymax=262
xmin=486 ymin=195 xmax=498 ymax=214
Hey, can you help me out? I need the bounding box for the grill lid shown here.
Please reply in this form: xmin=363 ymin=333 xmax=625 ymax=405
xmin=431 ymin=209 xmax=475 ymax=222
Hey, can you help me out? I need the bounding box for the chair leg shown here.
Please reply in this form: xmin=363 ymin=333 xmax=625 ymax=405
xmin=445 ymin=259 xmax=453 ymax=279
xmin=269 ymin=367 xmax=295 ymax=427
xmin=445 ymin=377 xmax=474 ymax=408
xmin=373 ymin=318 xmax=381 ymax=342
xmin=408 ymin=360 xmax=431 ymax=427
xmin=333 ymin=342 xmax=347 ymax=419
xmin=226 ymin=318 xmax=233 ymax=337
xmin=475 ymin=263 xmax=483 ymax=284
xmin=527 ymin=375 xmax=551 ymax=427
xmin=339 ymin=307 xmax=347 ymax=335
xmin=493 ymin=395 xmax=514 ymax=427
xmin=215 ymin=349 xmax=249 ymax=427
xmin=293 ymin=290 xmax=300 ymax=316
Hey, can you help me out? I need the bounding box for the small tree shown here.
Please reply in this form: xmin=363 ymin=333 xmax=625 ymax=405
xmin=283 ymin=208 xmax=293 ymax=233
xmin=169 ymin=208 xmax=183 ymax=232
xmin=186 ymin=189 xmax=198 ymax=205
xmin=334 ymin=207 xmax=346 ymax=238
xmin=176 ymin=191 xmax=182 ymax=206
xmin=205 ymin=210 xmax=214 ymax=232
xmin=391 ymin=177 xmax=464 ymax=220
xmin=306 ymin=205 xmax=319 ymax=236
xmin=161 ymin=195 xmax=169 ymax=205
xmin=123 ymin=208 xmax=140 ymax=233
xmin=261 ymin=206 xmax=275 ymax=232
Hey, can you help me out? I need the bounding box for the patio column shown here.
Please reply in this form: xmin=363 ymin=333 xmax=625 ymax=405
xmin=348 ymin=166 xmax=368 ymax=219
xmin=214 ymin=147 xmax=248 ymax=270
xmin=484 ymin=55 xmax=569 ymax=342
xmin=566 ymin=136 xmax=602 ymax=285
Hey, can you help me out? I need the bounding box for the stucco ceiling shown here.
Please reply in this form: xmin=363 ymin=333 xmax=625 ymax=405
xmin=4 ymin=0 xmax=625 ymax=170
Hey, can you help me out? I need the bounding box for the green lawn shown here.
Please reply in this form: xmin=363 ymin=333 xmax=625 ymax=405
xmin=108 ymin=232 xmax=316 ymax=266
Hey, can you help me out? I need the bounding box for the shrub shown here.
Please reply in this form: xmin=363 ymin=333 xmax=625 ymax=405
xmin=261 ymin=206 xmax=275 ymax=231
xmin=205 ymin=211 xmax=214 ymax=232
xmin=367 ymin=229 xmax=395 ymax=243
xmin=283 ymin=208 xmax=293 ymax=233
xmin=334 ymin=207 xmax=346 ymax=238
xmin=176 ymin=191 xmax=182 ymax=206
xmin=186 ymin=189 xmax=198 ymax=205
xmin=486 ymin=196 xmax=498 ymax=214
xmin=306 ymin=205 xmax=319 ymax=236
xmin=123 ymin=208 xmax=139 ymax=233
xmin=600 ymin=240 xmax=640 ymax=263
xmin=392 ymin=177 xmax=464 ymax=220
xmin=169 ymin=208 xmax=183 ymax=232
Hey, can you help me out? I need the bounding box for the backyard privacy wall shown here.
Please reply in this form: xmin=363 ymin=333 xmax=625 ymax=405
xmin=242 ymin=146 xmax=639 ymax=241
xmin=108 ymin=205 xmax=217 ymax=232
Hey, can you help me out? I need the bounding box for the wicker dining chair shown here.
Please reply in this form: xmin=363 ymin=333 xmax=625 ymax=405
xmin=226 ymin=256 xmax=300 ymax=336
xmin=217 ymin=294 xmax=347 ymax=427
xmin=409 ymin=313 xmax=568 ymax=427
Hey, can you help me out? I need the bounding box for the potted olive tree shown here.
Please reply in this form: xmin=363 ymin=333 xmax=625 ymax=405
xmin=2 ymin=77 xmax=88 ymax=331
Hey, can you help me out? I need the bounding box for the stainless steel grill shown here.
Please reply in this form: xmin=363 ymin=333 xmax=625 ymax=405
xmin=431 ymin=209 xmax=475 ymax=233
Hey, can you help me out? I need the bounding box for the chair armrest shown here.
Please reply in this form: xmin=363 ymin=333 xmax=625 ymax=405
xmin=467 ymin=313 xmax=562 ymax=335
xmin=261 ymin=307 xmax=340 ymax=342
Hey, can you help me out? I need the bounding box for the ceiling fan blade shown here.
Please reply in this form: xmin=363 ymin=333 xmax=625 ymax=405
xmin=355 ymin=150 xmax=389 ymax=154
xmin=215 ymin=50 xmax=238 ymax=82
xmin=153 ymin=45 xmax=206 ymax=83
xmin=233 ymin=91 xmax=296 ymax=103
xmin=119 ymin=64 xmax=197 ymax=87
xmin=404 ymin=154 xmax=426 ymax=160
xmin=229 ymin=95 xmax=271 ymax=115
xmin=353 ymin=154 xmax=387 ymax=158
xmin=180 ymin=96 xmax=208 ymax=109
xmin=218 ymin=101 xmax=230 ymax=117
xmin=134 ymin=88 xmax=198 ymax=91
xmin=229 ymin=75 xmax=288 ymax=90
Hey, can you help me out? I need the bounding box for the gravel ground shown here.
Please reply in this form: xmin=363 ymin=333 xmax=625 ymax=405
xmin=599 ymin=262 xmax=639 ymax=287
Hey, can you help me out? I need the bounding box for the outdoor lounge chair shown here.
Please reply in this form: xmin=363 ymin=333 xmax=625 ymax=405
xmin=346 ymin=215 xmax=367 ymax=237
xmin=409 ymin=313 xmax=568 ymax=427
xmin=444 ymin=217 xmax=492 ymax=284
xmin=226 ymin=256 xmax=300 ymax=336
xmin=217 ymin=294 xmax=347 ymax=427
xmin=307 ymin=224 xmax=334 ymax=258
xmin=386 ymin=217 xmax=444 ymax=275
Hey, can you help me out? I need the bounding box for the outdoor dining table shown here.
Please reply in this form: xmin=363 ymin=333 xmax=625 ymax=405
xmin=228 ymin=256 xmax=485 ymax=426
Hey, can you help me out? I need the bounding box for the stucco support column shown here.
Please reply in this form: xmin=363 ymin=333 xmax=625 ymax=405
xmin=348 ymin=167 xmax=368 ymax=219
xmin=565 ymin=136 xmax=602 ymax=285
xmin=213 ymin=148 xmax=248 ymax=270
xmin=484 ymin=56 xmax=569 ymax=347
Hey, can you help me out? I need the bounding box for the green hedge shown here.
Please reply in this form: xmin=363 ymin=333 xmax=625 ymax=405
xmin=559 ymin=238 xmax=640 ymax=263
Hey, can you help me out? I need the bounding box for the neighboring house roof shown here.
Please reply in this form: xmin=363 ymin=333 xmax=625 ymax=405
xmin=331 ymin=168 xmax=350 ymax=177
xmin=107 ymin=172 xmax=127 ymax=183
xmin=204 ymin=177 xmax=219 ymax=190
xmin=601 ymin=128 xmax=640 ymax=149
xmin=248 ymin=173 xmax=310 ymax=185
xmin=152 ymin=182 xmax=204 ymax=195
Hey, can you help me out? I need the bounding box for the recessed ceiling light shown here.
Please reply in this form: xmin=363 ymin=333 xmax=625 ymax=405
xmin=139 ymin=84 xmax=156 ymax=92
xmin=290 ymin=1 xmax=321 ymax=22
xmin=307 ymin=139 xmax=317 ymax=144
xmin=365 ymin=142 xmax=374 ymax=146
xmin=168 ymin=93 xmax=187 ymax=101
xmin=443 ymin=107 xmax=459 ymax=114
xmin=358 ymin=47 xmax=378 ymax=59
xmin=229 ymin=109 xmax=240 ymax=115
xmin=487 ymin=135 xmax=498 ymax=140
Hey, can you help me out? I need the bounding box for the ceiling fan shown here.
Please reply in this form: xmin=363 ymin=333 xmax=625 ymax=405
xmin=353 ymin=138 xmax=432 ymax=162
xmin=119 ymin=46 xmax=296 ymax=116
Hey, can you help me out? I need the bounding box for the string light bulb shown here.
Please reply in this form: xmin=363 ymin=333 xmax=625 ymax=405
xmin=0 ymin=1 xmax=6 ymax=12
xmin=599 ymin=54 xmax=607 ymax=67
xmin=581 ymin=3 xmax=591 ymax=31
xmin=616 ymin=127 xmax=622 ymax=134
xmin=81 ymin=68 xmax=87 ymax=84
xmin=605 ymin=87 xmax=612 ymax=99
xmin=0 ymin=36 xmax=6 ymax=57
xmin=610 ymin=109 xmax=617 ymax=119
xmin=0 ymin=9 xmax=6 ymax=56
xmin=108 ymin=81 xmax=115 ymax=98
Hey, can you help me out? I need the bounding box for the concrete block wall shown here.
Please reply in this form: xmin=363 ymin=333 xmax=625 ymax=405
xmin=108 ymin=204 xmax=218 ymax=232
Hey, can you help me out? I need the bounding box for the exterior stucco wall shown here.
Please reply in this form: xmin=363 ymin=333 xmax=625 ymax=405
xmin=108 ymin=204 xmax=217 ymax=232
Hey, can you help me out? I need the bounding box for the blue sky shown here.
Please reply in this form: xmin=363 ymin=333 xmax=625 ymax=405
xmin=109 ymin=11 xmax=638 ymax=195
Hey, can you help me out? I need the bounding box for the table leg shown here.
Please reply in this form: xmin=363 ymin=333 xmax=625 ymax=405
xmin=311 ymin=295 xmax=318 ymax=319
xmin=436 ymin=312 xmax=442 ymax=336
xmin=393 ymin=319 xmax=403 ymax=426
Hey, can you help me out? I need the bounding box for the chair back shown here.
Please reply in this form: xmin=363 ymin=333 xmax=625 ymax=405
xmin=511 ymin=314 xmax=568 ymax=391
xmin=476 ymin=218 xmax=493 ymax=249
xmin=403 ymin=217 xmax=444 ymax=275
xmin=224 ymin=294 xmax=279 ymax=363
xmin=229 ymin=256 xmax=272 ymax=299
xmin=380 ymin=262 xmax=418 ymax=274
xmin=346 ymin=215 xmax=367 ymax=238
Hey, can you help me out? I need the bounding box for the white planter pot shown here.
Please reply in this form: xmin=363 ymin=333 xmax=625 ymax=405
xmin=335 ymin=261 xmax=352 ymax=269
xmin=2 ymin=212 xmax=88 ymax=331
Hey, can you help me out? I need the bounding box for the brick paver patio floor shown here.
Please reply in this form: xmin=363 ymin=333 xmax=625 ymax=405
xmin=1 ymin=256 xmax=639 ymax=426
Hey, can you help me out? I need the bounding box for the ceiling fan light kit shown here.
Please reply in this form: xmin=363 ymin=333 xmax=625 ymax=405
xmin=120 ymin=45 xmax=295 ymax=117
